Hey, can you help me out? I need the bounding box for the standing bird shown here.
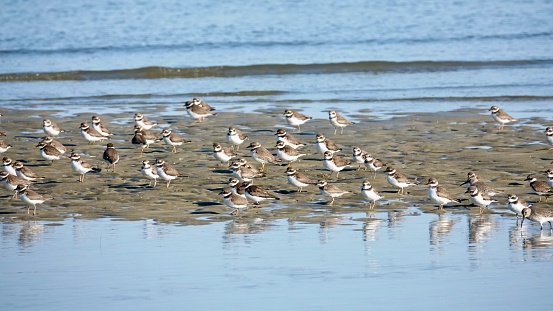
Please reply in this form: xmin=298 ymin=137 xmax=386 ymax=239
xmin=191 ymin=97 xmax=216 ymax=112
xmin=42 ymin=119 xmax=64 ymax=137
xmin=507 ymin=194 xmax=531 ymax=219
xmin=352 ymin=147 xmax=368 ymax=170
xmin=219 ymin=189 xmax=248 ymax=215
xmin=465 ymin=185 xmax=498 ymax=213
xmin=91 ymin=115 xmax=113 ymax=137
xmin=545 ymin=169 xmax=553 ymax=188
xmin=132 ymin=125 xmax=157 ymax=155
xmin=0 ymin=140 xmax=12 ymax=154
xmin=521 ymin=207 xmax=553 ymax=231
xmin=2 ymin=157 xmax=17 ymax=176
xmin=285 ymin=166 xmax=317 ymax=193
xmin=226 ymin=126 xmax=248 ymax=152
xmin=524 ymin=174 xmax=553 ymax=202
xmin=230 ymin=160 xmax=266 ymax=183
xmin=274 ymin=128 xmax=306 ymax=149
xmin=36 ymin=141 xmax=66 ymax=164
xmin=140 ymin=160 xmax=159 ymax=187
xmin=14 ymin=184 xmax=52 ymax=216
xmin=426 ymin=177 xmax=459 ymax=210
xmin=228 ymin=177 xmax=247 ymax=198
xmin=275 ymin=140 xmax=306 ymax=165
xmin=40 ymin=136 xmax=67 ymax=154
xmin=489 ymin=105 xmax=517 ymax=130
xmin=328 ymin=110 xmax=355 ymax=135
xmin=283 ymin=109 xmax=312 ymax=132
xmin=544 ymin=127 xmax=553 ymax=149
xmin=363 ymin=154 xmax=384 ymax=179
xmin=14 ymin=161 xmax=44 ymax=182
xmin=248 ymin=141 xmax=280 ymax=171
xmin=80 ymin=123 xmax=108 ymax=144
xmin=322 ymin=151 xmax=351 ymax=179
xmin=460 ymin=171 xmax=502 ymax=196
xmin=360 ymin=180 xmax=383 ymax=209
xmin=154 ymin=158 xmax=182 ymax=188
xmin=244 ymin=182 xmax=280 ymax=205
xmin=315 ymin=133 xmax=342 ymax=154
xmin=160 ymin=129 xmax=190 ymax=153
xmin=70 ymin=152 xmax=101 ymax=182
xmin=102 ymin=143 xmax=120 ymax=172
xmin=317 ymin=179 xmax=350 ymax=205
xmin=1 ymin=171 xmax=31 ymax=196
xmin=134 ymin=113 xmax=157 ymax=130
xmin=212 ymin=142 xmax=235 ymax=166
xmin=385 ymin=166 xmax=416 ymax=194
xmin=184 ymin=100 xmax=216 ymax=123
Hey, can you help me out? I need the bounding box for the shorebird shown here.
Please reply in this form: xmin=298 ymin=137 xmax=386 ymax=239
xmin=40 ymin=136 xmax=67 ymax=154
xmin=230 ymin=160 xmax=266 ymax=183
xmin=91 ymin=115 xmax=113 ymax=137
xmin=460 ymin=171 xmax=502 ymax=196
xmin=283 ymin=109 xmax=312 ymax=132
xmin=184 ymin=100 xmax=216 ymax=122
xmin=315 ymin=133 xmax=341 ymax=154
xmin=102 ymin=143 xmax=120 ymax=172
xmin=0 ymin=140 xmax=12 ymax=154
xmin=465 ymin=185 xmax=498 ymax=213
xmin=360 ymin=180 xmax=383 ymax=209
xmin=1 ymin=170 xmax=31 ymax=197
xmin=507 ymin=194 xmax=531 ymax=219
xmin=140 ymin=160 xmax=158 ymax=187
xmin=132 ymin=125 xmax=157 ymax=155
xmin=14 ymin=184 xmax=52 ymax=216
xmin=489 ymin=105 xmax=517 ymax=130
xmin=363 ymin=154 xmax=384 ymax=179
xmin=328 ymin=110 xmax=355 ymax=135
xmin=155 ymin=158 xmax=183 ymax=188
xmin=228 ymin=177 xmax=247 ymax=198
xmin=317 ymin=179 xmax=350 ymax=205
xmin=2 ymin=156 xmax=17 ymax=176
xmin=212 ymin=142 xmax=235 ymax=166
xmin=285 ymin=166 xmax=317 ymax=193
xmin=80 ymin=122 xmax=108 ymax=144
xmin=70 ymin=152 xmax=101 ymax=182
xmin=385 ymin=166 xmax=416 ymax=194
xmin=426 ymin=177 xmax=459 ymax=210
xmin=352 ymin=147 xmax=368 ymax=171
xmin=36 ymin=141 xmax=66 ymax=164
xmin=226 ymin=126 xmax=248 ymax=152
xmin=134 ymin=113 xmax=157 ymax=130
xmin=248 ymin=141 xmax=280 ymax=171
xmin=322 ymin=151 xmax=351 ymax=179
xmin=14 ymin=161 xmax=44 ymax=182
xmin=521 ymin=207 xmax=553 ymax=231
xmin=42 ymin=119 xmax=64 ymax=137
xmin=524 ymin=174 xmax=553 ymax=202
xmin=244 ymin=182 xmax=280 ymax=205
xmin=220 ymin=189 xmax=248 ymax=215
xmin=191 ymin=97 xmax=215 ymax=111
xmin=544 ymin=127 xmax=553 ymax=149
xmin=275 ymin=128 xmax=306 ymax=149
xmin=160 ymin=129 xmax=190 ymax=153
xmin=275 ymin=140 xmax=306 ymax=165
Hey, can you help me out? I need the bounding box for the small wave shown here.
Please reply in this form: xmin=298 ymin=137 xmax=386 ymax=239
xmin=1 ymin=59 xmax=552 ymax=82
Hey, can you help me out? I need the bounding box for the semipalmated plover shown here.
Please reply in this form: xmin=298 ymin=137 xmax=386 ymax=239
xmin=275 ymin=140 xmax=306 ymax=165
xmin=0 ymin=140 xmax=12 ymax=154
xmin=102 ymin=143 xmax=120 ymax=172
xmin=213 ymin=142 xmax=235 ymax=165
xmin=42 ymin=119 xmax=64 ymax=137
xmin=460 ymin=171 xmax=502 ymax=196
xmin=248 ymin=141 xmax=280 ymax=171
xmin=160 ymin=129 xmax=190 ymax=153
xmin=315 ymin=133 xmax=341 ymax=154
xmin=140 ymin=160 xmax=158 ymax=187
xmin=1 ymin=170 xmax=31 ymax=194
xmin=465 ymin=185 xmax=498 ymax=213
xmin=228 ymin=177 xmax=247 ymax=198
xmin=362 ymin=154 xmax=383 ymax=179
xmin=524 ymin=174 xmax=553 ymax=202
xmin=283 ymin=109 xmax=312 ymax=132
xmin=227 ymin=126 xmax=248 ymax=152
xmin=14 ymin=161 xmax=43 ymax=182
xmin=155 ymin=158 xmax=182 ymax=188
xmin=40 ymin=136 xmax=67 ymax=154
xmin=275 ymin=128 xmax=306 ymax=149
xmin=244 ymin=182 xmax=280 ymax=205
xmin=80 ymin=122 xmax=108 ymax=144
xmin=322 ymin=151 xmax=350 ymax=179
xmin=230 ymin=160 xmax=266 ymax=182
xmin=285 ymin=166 xmax=317 ymax=192
xmin=134 ymin=113 xmax=157 ymax=130
xmin=360 ymin=180 xmax=383 ymax=209
xmin=2 ymin=157 xmax=17 ymax=176
xmin=545 ymin=169 xmax=553 ymax=188
xmin=14 ymin=184 xmax=51 ymax=216
xmin=36 ymin=141 xmax=66 ymax=164
xmin=192 ymin=97 xmax=215 ymax=111
xmin=317 ymin=179 xmax=349 ymax=205
xmin=132 ymin=125 xmax=157 ymax=154
xmin=385 ymin=166 xmax=416 ymax=194
xmin=352 ymin=147 xmax=368 ymax=171
xmin=507 ymin=194 xmax=531 ymax=219
xmin=91 ymin=115 xmax=113 ymax=137
xmin=329 ymin=110 xmax=355 ymax=135
xmin=220 ymin=189 xmax=248 ymax=215
xmin=70 ymin=152 xmax=101 ymax=182
xmin=184 ymin=101 xmax=216 ymax=122
xmin=426 ymin=177 xmax=459 ymax=210
xmin=545 ymin=127 xmax=553 ymax=148
xmin=489 ymin=105 xmax=517 ymax=130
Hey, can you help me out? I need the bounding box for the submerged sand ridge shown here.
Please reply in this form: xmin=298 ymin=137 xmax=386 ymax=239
xmin=0 ymin=105 xmax=551 ymax=224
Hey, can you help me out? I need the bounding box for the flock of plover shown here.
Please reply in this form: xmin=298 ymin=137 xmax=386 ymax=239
xmin=1 ymin=104 xmax=553 ymax=231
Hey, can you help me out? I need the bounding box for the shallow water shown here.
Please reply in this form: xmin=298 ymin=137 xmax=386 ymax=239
xmin=1 ymin=209 xmax=552 ymax=311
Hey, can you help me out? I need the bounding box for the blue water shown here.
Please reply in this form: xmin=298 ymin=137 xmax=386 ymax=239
xmin=1 ymin=0 xmax=553 ymax=309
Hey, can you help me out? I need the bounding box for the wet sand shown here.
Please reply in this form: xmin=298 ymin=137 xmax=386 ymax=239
xmin=0 ymin=105 xmax=551 ymax=224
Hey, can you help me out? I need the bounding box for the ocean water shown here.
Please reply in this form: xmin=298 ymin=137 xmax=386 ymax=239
xmin=1 ymin=0 xmax=553 ymax=310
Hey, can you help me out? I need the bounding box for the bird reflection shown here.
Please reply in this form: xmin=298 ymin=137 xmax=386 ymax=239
xmin=319 ymin=216 xmax=348 ymax=244
xmin=362 ymin=211 xmax=383 ymax=242
xmin=523 ymin=230 xmax=553 ymax=249
xmin=468 ymin=213 xmax=496 ymax=244
xmin=222 ymin=218 xmax=269 ymax=244
xmin=508 ymin=222 xmax=526 ymax=248
xmin=18 ymin=221 xmax=45 ymax=248
xmin=429 ymin=214 xmax=457 ymax=246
